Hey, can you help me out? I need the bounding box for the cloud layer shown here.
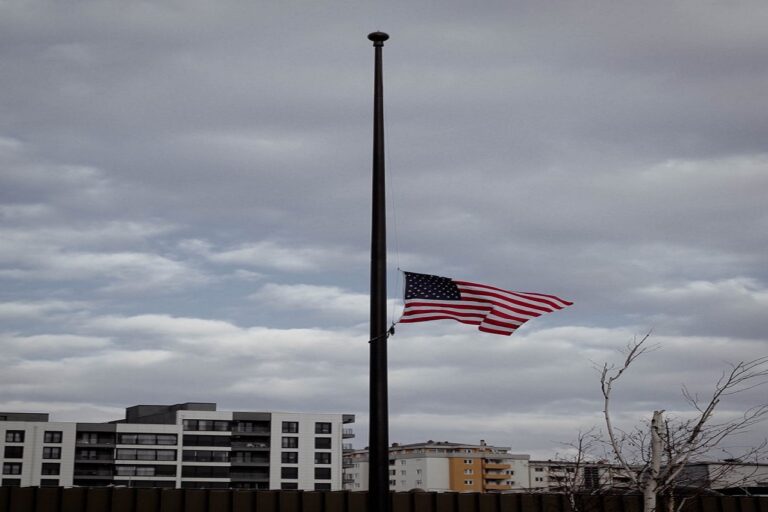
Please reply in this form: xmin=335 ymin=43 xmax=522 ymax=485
xmin=1 ymin=0 xmax=767 ymax=459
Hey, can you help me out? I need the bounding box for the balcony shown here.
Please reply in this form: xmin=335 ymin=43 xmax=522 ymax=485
xmin=342 ymin=429 xmax=355 ymax=439
xmin=342 ymin=443 xmax=354 ymax=452
xmin=484 ymin=462 xmax=510 ymax=470
xmin=485 ymin=482 xmax=512 ymax=491
xmin=483 ymin=473 xmax=508 ymax=480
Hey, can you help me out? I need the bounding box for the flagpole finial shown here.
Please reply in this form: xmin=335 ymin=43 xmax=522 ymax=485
xmin=368 ymin=31 xmax=389 ymax=46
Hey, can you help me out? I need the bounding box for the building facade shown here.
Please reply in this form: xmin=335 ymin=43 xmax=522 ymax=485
xmin=1 ymin=403 xmax=354 ymax=490
xmin=344 ymin=441 xmax=528 ymax=492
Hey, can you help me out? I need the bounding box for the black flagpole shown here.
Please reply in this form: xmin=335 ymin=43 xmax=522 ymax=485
xmin=368 ymin=30 xmax=390 ymax=512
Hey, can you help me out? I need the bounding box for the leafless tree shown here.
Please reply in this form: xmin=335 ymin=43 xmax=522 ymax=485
xmin=596 ymin=334 xmax=768 ymax=512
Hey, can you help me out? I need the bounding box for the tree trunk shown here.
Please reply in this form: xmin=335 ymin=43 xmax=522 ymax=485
xmin=644 ymin=410 xmax=664 ymax=512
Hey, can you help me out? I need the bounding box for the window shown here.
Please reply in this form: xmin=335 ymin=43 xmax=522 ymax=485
xmin=183 ymin=450 xmax=229 ymax=462
xmin=2 ymin=463 xmax=21 ymax=475
xmin=400 ymin=470 xmax=406 ymax=476
xmin=281 ymin=467 xmax=298 ymax=479
xmin=314 ymin=452 xmax=331 ymax=464
xmin=181 ymin=466 xmax=230 ymax=478
xmin=183 ymin=419 xmax=230 ymax=431
xmin=1 ymin=479 xmax=21 ymax=487
xmin=315 ymin=437 xmax=332 ymax=449
xmin=42 ymin=463 xmax=60 ymax=475
xmin=282 ymin=421 xmax=299 ymax=433
xmin=464 ymin=459 xmax=472 ymax=464
xmin=315 ymin=483 xmax=331 ymax=491
xmin=5 ymin=431 xmax=24 ymax=443
xmin=116 ymin=448 xmax=177 ymax=461
xmin=281 ymin=482 xmax=298 ymax=490
xmin=44 ymin=431 xmax=62 ymax=443
xmin=281 ymin=437 xmax=298 ymax=448
xmin=464 ymin=469 xmax=473 ymax=475
xmin=42 ymin=446 xmax=61 ymax=459
xmin=118 ymin=433 xmax=178 ymax=445
xmin=281 ymin=452 xmax=298 ymax=464
xmin=464 ymin=480 xmax=474 ymax=485
xmin=40 ymin=479 xmax=59 ymax=487
xmin=315 ymin=422 xmax=332 ymax=434
xmin=182 ymin=435 xmax=231 ymax=447
xmin=4 ymin=446 xmax=23 ymax=458
xmin=534 ymin=467 xmax=544 ymax=472
xmin=315 ymin=467 xmax=331 ymax=480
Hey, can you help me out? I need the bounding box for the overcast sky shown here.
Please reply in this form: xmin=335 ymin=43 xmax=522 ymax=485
xmin=1 ymin=0 xmax=767 ymax=460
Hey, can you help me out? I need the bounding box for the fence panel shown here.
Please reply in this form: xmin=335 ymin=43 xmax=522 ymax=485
xmin=8 ymin=487 xmax=35 ymax=512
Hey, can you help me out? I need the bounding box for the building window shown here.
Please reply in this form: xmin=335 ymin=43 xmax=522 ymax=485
xmin=116 ymin=448 xmax=177 ymax=461
xmin=464 ymin=469 xmax=473 ymax=475
xmin=534 ymin=467 xmax=544 ymax=472
xmin=4 ymin=446 xmax=23 ymax=458
xmin=1 ymin=479 xmax=21 ymax=487
xmin=2 ymin=463 xmax=22 ymax=475
xmin=118 ymin=433 xmax=178 ymax=445
xmin=315 ymin=437 xmax=332 ymax=449
xmin=42 ymin=463 xmax=60 ymax=475
xmin=282 ymin=452 xmax=298 ymax=464
xmin=282 ymin=421 xmax=299 ymax=433
xmin=281 ymin=437 xmax=298 ymax=448
xmin=5 ymin=431 xmax=24 ymax=443
xmin=315 ymin=422 xmax=332 ymax=434
xmin=182 ymin=450 xmax=229 ymax=462
xmin=281 ymin=467 xmax=298 ymax=479
xmin=181 ymin=466 xmax=230 ymax=478
xmin=40 ymin=479 xmax=59 ymax=487
xmin=314 ymin=452 xmax=331 ymax=464
xmin=315 ymin=483 xmax=331 ymax=490
xmin=43 ymin=447 xmax=61 ymax=459
xmin=182 ymin=435 xmax=231 ymax=447
xmin=464 ymin=480 xmax=474 ymax=485
xmin=315 ymin=467 xmax=331 ymax=480
xmin=281 ymin=482 xmax=298 ymax=490
xmin=44 ymin=431 xmax=63 ymax=443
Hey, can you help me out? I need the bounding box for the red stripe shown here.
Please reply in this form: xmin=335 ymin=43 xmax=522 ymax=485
xmin=481 ymin=317 xmax=526 ymax=330
xmin=478 ymin=325 xmax=516 ymax=336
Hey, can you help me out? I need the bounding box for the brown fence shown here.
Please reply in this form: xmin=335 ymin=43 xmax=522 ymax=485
xmin=0 ymin=488 xmax=766 ymax=512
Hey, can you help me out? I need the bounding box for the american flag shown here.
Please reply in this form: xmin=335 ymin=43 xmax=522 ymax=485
xmin=399 ymin=271 xmax=573 ymax=336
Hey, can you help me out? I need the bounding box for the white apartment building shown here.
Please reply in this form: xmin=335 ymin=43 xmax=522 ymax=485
xmin=344 ymin=441 xmax=529 ymax=493
xmin=1 ymin=402 xmax=354 ymax=491
xmin=527 ymin=460 xmax=634 ymax=492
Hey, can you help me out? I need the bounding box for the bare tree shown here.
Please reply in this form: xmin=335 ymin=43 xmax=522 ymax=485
xmin=597 ymin=334 xmax=768 ymax=512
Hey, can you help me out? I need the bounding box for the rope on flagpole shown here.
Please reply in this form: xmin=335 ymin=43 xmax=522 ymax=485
xmin=368 ymin=323 xmax=396 ymax=344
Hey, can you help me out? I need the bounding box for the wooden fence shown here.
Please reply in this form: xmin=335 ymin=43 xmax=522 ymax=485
xmin=1 ymin=488 xmax=766 ymax=512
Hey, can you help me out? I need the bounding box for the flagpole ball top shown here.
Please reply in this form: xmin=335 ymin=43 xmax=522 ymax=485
xmin=368 ymin=31 xmax=389 ymax=45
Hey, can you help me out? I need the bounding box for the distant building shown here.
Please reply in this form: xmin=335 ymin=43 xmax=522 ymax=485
xmin=1 ymin=402 xmax=354 ymax=490
xmin=527 ymin=460 xmax=634 ymax=492
xmin=344 ymin=440 xmax=529 ymax=492
xmin=673 ymin=462 xmax=768 ymax=495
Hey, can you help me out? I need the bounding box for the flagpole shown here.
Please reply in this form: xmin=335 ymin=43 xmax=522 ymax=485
xmin=368 ymin=30 xmax=390 ymax=512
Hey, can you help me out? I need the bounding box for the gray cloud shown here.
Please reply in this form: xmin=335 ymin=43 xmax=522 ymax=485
xmin=1 ymin=0 xmax=766 ymax=459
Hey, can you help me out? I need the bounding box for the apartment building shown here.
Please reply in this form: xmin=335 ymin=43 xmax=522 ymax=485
xmin=344 ymin=440 xmax=529 ymax=492
xmin=527 ymin=460 xmax=634 ymax=492
xmin=1 ymin=402 xmax=354 ymax=490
